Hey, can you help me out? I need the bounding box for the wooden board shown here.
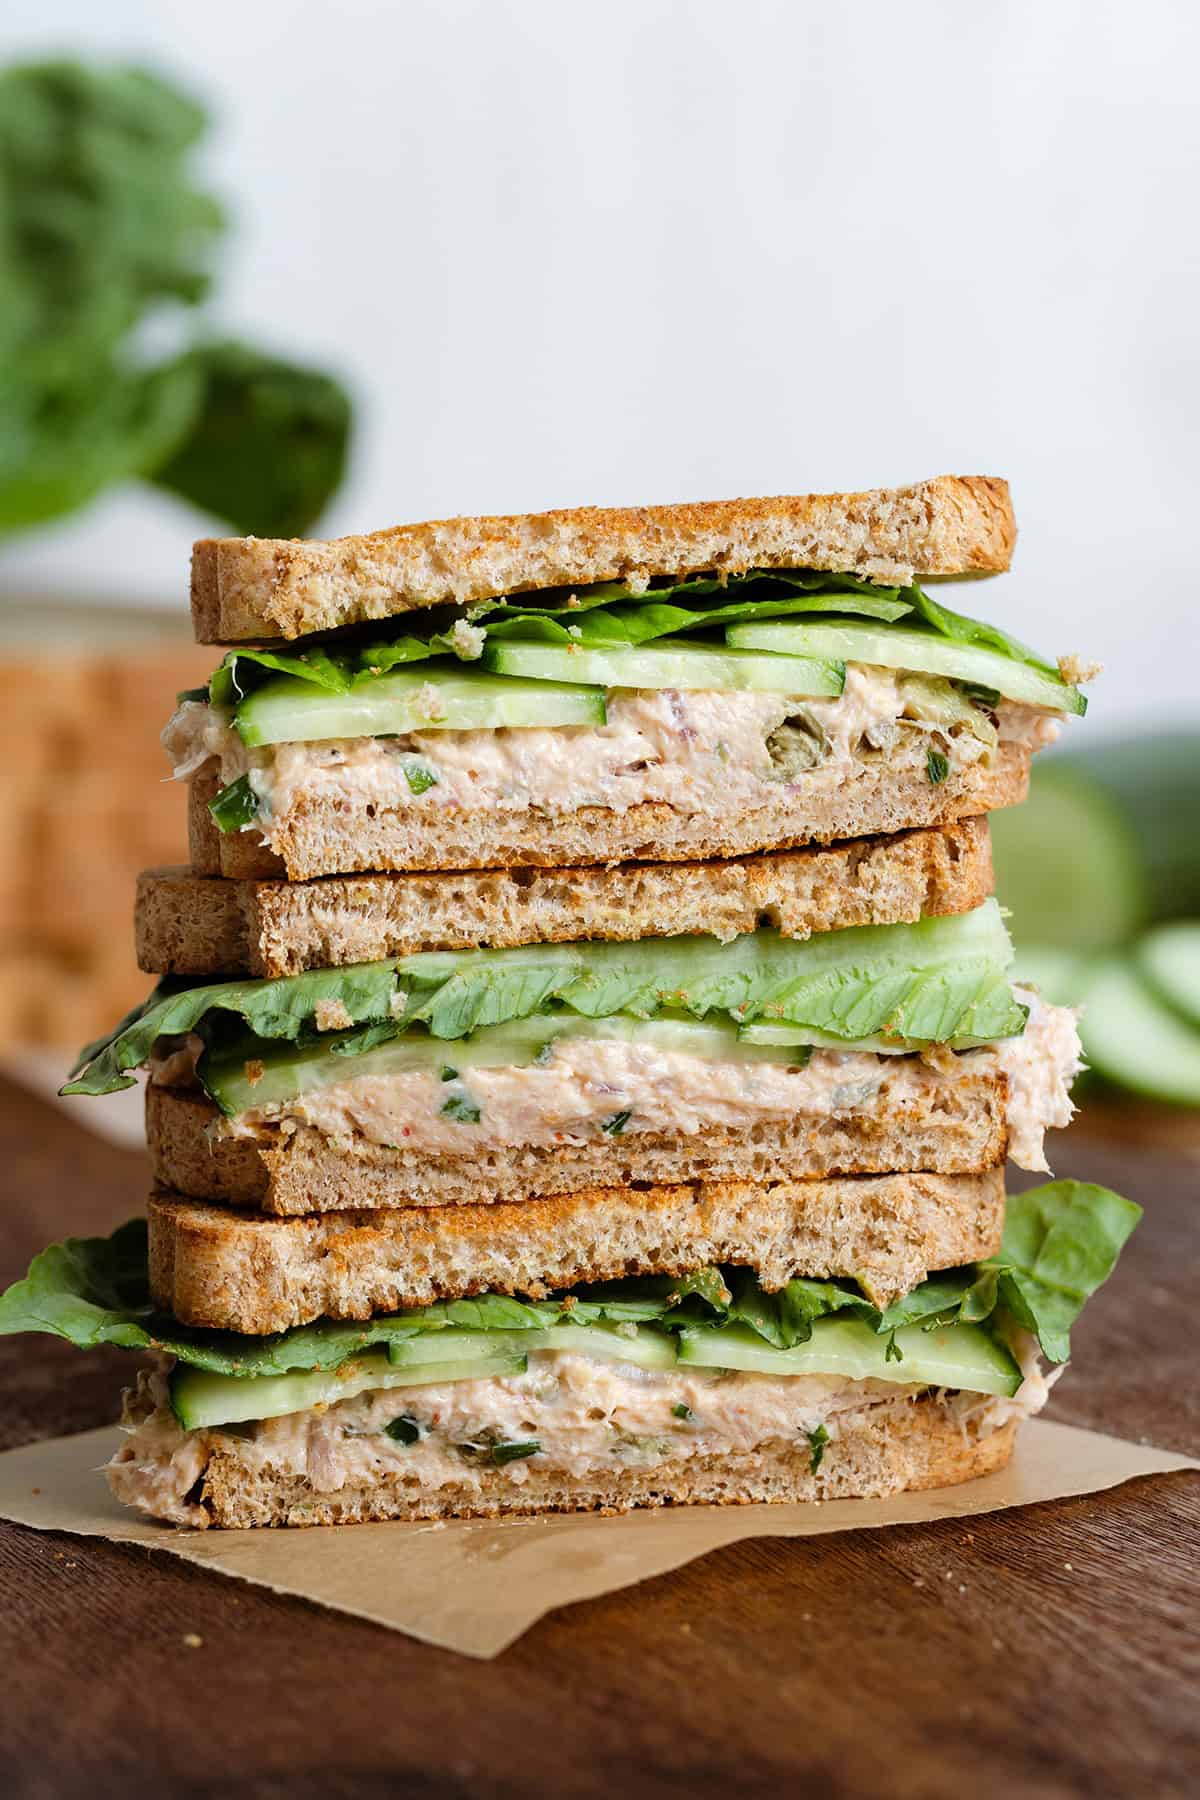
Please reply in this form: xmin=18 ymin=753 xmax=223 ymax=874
xmin=0 ymin=1074 xmax=1195 ymax=1799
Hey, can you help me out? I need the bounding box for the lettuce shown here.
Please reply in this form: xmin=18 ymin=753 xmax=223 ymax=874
xmin=63 ymin=963 xmax=402 ymax=1096
xmin=0 ymin=1183 xmax=1139 ymax=1380
xmin=64 ymin=905 xmax=1024 ymax=1098
xmin=190 ymin=567 xmax=1064 ymax=720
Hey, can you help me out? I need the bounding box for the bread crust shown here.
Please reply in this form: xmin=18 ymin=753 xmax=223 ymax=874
xmin=189 ymin=745 xmax=1029 ymax=882
xmin=190 ymin=476 xmax=1015 ymax=643
xmin=137 ymin=818 xmax=993 ymax=977
xmin=114 ymin=1396 xmax=1017 ymax=1527
xmin=145 ymin=1169 xmax=1005 ymax=1331
xmin=146 ymin=1079 xmax=1009 ymax=1220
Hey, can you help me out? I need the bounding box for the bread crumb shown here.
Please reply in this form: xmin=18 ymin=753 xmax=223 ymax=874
xmin=244 ymin=1059 xmax=265 ymax=1087
xmin=314 ymin=999 xmax=355 ymax=1032
xmin=449 ymin=620 xmax=486 ymax=660
xmin=183 ymin=1633 xmax=204 ymax=1649
xmin=1058 ymin=654 xmax=1102 ymax=685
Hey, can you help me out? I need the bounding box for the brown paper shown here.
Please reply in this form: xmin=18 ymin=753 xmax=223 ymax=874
xmin=0 ymin=1422 xmax=1193 ymax=1658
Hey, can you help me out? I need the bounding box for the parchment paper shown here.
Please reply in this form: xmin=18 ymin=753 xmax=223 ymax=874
xmin=0 ymin=1421 xmax=1193 ymax=1658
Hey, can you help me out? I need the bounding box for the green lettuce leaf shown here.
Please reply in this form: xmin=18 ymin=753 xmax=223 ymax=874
xmin=0 ymin=1184 xmax=1138 ymax=1379
xmin=63 ymin=964 xmax=402 ymax=1096
xmin=906 ymin=585 xmax=1059 ymax=678
xmin=478 ymin=568 xmax=915 ymax=648
xmin=186 ymin=565 xmax=1064 ymax=719
xmin=65 ymin=905 xmax=1023 ymax=1097
xmin=984 ymin=1181 xmax=1142 ymax=1361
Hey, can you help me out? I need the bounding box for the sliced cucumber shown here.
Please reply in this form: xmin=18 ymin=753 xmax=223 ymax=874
xmin=538 ymin=1323 xmax=678 ymax=1371
xmin=726 ymin=620 xmax=1085 ymax=715
xmin=169 ymin=1325 xmax=679 ymax=1428
xmin=676 ymin=1317 xmax=1021 ymax=1396
xmin=1136 ymin=924 xmax=1200 ymax=1033
xmin=1080 ymin=957 xmax=1200 ymax=1106
xmin=170 ymin=1345 xmax=528 ymax=1430
xmin=235 ymin=667 xmax=606 ymax=747
xmin=483 ymin=636 xmax=845 ymax=697
xmin=1008 ymin=946 xmax=1090 ymax=1008
xmin=204 ymin=1012 xmax=797 ymax=1115
xmin=736 ymin=1021 xmax=996 ymax=1054
xmin=990 ymin=762 xmax=1147 ymax=951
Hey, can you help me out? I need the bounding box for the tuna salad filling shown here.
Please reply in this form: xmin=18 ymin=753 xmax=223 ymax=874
xmin=107 ymin=1343 xmax=1052 ymax=1529
xmin=158 ymin=990 xmax=1080 ymax=1174
xmin=164 ymin=665 xmax=1061 ymax=833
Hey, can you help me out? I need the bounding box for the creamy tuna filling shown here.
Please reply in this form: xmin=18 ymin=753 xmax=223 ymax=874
xmin=108 ymin=1341 xmax=1051 ymax=1528
xmin=199 ymin=992 xmax=1079 ymax=1174
xmin=165 ymin=666 xmax=1060 ymax=830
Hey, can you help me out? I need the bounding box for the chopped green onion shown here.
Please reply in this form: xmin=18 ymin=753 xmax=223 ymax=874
xmin=490 ymin=1440 xmax=540 ymax=1466
xmin=440 ymin=1093 xmax=481 ymax=1123
xmin=209 ymin=774 xmax=259 ymax=833
xmin=404 ymin=762 xmax=439 ymax=795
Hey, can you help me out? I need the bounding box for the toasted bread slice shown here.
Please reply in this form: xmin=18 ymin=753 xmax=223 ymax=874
xmin=188 ymin=744 xmax=1029 ymax=882
xmin=137 ymin=818 xmax=993 ymax=977
xmin=191 ymin=476 xmax=1015 ymax=643
xmin=146 ymin=1074 xmax=1009 ymax=1219
xmin=146 ymin=1169 xmax=1005 ymax=1332
xmin=108 ymin=1391 xmax=1016 ymax=1527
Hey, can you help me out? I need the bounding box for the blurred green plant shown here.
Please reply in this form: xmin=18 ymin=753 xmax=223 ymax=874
xmin=0 ymin=60 xmax=351 ymax=538
xmin=992 ymin=733 xmax=1200 ymax=1107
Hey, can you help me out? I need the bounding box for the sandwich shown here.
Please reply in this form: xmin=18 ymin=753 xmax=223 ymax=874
xmin=69 ymin=888 xmax=1079 ymax=1227
xmin=168 ymin=477 xmax=1087 ymax=882
xmin=0 ymin=1180 xmax=1139 ymax=1528
xmin=0 ymin=472 xmax=1136 ymax=1538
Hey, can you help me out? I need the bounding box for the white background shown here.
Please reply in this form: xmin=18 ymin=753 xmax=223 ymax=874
xmin=1 ymin=0 xmax=1197 ymax=735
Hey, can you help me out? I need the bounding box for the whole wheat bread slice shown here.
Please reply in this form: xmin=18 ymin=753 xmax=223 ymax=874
xmin=189 ymin=744 xmax=1029 ymax=882
xmin=191 ymin=476 xmax=1014 ymax=643
xmin=146 ymin=1077 xmax=1009 ymax=1219
xmin=138 ymin=817 xmax=992 ymax=977
xmin=146 ymin=1169 xmax=1005 ymax=1332
xmin=108 ymin=1392 xmax=1016 ymax=1527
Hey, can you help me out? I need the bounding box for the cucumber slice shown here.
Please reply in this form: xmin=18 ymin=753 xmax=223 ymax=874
xmin=204 ymin=1012 xmax=797 ymax=1115
xmin=483 ymin=636 xmax=845 ymax=697
xmin=170 ymin=1345 xmax=528 ymax=1429
xmin=1008 ymin=946 xmax=1090 ymax=1008
xmin=539 ymin=1324 xmax=678 ymax=1371
xmin=1080 ymin=957 xmax=1200 ymax=1105
xmin=170 ymin=1325 xmax=678 ymax=1428
xmin=675 ymin=1317 xmax=1021 ymax=1396
xmin=990 ymin=762 xmax=1147 ymax=951
xmin=726 ymin=620 xmax=1085 ymax=715
xmin=1135 ymin=924 xmax=1200 ymax=1032
xmin=737 ymin=1021 xmax=997 ymax=1054
xmin=235 ymin=667 xmax=606 ymax=747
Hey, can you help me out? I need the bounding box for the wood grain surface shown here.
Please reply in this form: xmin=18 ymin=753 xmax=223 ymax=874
xmin=0 ymin=1073 xmax=1196 ymax=1800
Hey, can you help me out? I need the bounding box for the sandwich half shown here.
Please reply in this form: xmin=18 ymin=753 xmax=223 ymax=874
xmin=70 ymin=894 xmax=1082 ymax=1215
xmin=166 ymin=478 xmax=1089 ymax=882
xmin=0 ymin=1182 xmax=1140 ymax=1527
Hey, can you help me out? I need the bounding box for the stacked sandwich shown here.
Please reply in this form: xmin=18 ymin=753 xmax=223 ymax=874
xmin=0 ymin=476 xmax=1141 ymax=1528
